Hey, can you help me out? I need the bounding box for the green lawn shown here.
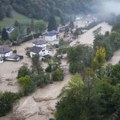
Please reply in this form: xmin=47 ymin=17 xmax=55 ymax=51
xmin=0 ymin=10 xmax=32 ymax=28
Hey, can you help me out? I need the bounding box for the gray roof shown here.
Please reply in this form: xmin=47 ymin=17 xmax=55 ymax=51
xmin=31 ymin=46 xmax=43 ymax=54
xmin=0 ymin=45 xmax=12 ymax=54
xmin=33 ymin=40 xmax=47 ymax=45
xmin=6 ymin=54 xmax=19 ymax=59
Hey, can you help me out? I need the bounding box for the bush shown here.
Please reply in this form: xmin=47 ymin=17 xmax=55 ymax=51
xmin=17 ymin=66 xmax=31 ymax=79
xmin=0 ymin=92 xmax=18 ymax=117
xmin=33 ymin=73 xmax=51 ymax=87
xmin=18 ymin=75 xmax=36 ymax=96
xmin=52 ymin=68 xmax=64 ymax=81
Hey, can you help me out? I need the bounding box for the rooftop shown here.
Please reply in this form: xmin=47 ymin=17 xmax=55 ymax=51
xmin=0 ymin=45 xmax=12 ymax=54
xmin=31 ymin=46 xmax=43 ymax=54
xmin=33 ymin=40 xmax=47 ymax=45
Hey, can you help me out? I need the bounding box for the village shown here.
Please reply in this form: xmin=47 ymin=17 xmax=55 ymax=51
xmin=0 ymin=14 xmax=116 ymax=120
xmin=0 ymin=14 xmax=98 ymax=93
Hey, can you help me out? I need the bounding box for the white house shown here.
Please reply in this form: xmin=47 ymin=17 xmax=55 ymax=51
xmin=0 ymin=45 xmax=12 ymax=58
xmin=30 ymin=46 xmax=51 ymax=59
xmin=45 ymin=30 xmax=58 ymax=41
xmin=33 ymin=40 xmax=47 ymax=48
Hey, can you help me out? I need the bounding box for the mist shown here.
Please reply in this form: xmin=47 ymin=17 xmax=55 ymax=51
xmin=102 ymin=1 xmax=120 ymax=15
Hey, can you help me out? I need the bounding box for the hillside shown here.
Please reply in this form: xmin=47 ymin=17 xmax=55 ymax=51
xmin=11 ymin=0 xmax=94 ymax=20
xmin=0 ymin=10 xmax=31 ymax=28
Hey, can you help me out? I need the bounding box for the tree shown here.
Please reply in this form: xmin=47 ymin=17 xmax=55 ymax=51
xmin=110 ymin=63 xmax=120 ymax=85
xmin=55 ymin=74 xmax=86 ymax=120
xmin=1 ymin=28 xmax=9 ymax=40
xmin=18 ymin=75 xmax=35 ymax=95
xmin=6 ymin=5 xmax=12 ymax=18
xmin=35 ymin=20 xmax=46 ymax=33
xmin=0 ymin=5 xmax=5 ymax=20
xmin=93 ymin=47 xmax=106 ymax=70
xmin=52 ymin=68 xmax=64 ymax=81
xmin=32 ymin=55 xmax=42 ymax=74
xmin=48 ymin=15 xmax=57 ymax=31
xmin=17 ymin=66 xmax=31 ymax=79
xmin=0 ymin=92 xmax=18 ymax=117
xmin=93 ymin=80 xmax=115 ymax=119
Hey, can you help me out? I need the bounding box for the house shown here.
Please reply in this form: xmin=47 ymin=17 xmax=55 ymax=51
xmin=0 ymin=45 xmax=12 ymax=58
xmin=30 ymin=46 xmax=51 ymax=59
xmin=45 ymin=30 xmax=58 ymax=41
xmin=33 ymin=40 xmax=47 ymax=48
xmin=6 ymin=26 xmax=15 ymax=34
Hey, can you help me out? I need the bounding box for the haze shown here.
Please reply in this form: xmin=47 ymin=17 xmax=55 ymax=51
xmin=101 ymin=1 xmax=120 ymax=15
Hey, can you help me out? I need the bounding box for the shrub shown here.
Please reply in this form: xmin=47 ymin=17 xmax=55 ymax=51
xmin=18 ymin=75 xmax=36 ymax=96
xmin=33 ymin=73 xmax=51 ymax=87
xmin=17 ymin=66 xmax=31 ymax=79
xmin=52 ymin=68 xmax=64 ymax=81
xmin=0 ymin=92 xmax=18 ymax=117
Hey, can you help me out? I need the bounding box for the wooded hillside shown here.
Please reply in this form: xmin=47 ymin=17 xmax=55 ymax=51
xmin=0 ymin=0 xmax=94 ymax=21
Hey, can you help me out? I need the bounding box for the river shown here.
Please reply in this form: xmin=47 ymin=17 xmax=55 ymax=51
xmin=1 ymin=21 xmax=120 ymax=120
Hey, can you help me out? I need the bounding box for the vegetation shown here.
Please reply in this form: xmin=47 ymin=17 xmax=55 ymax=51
xmin=68 ymin=45 xmax=93 ymax=74
xmin=0 ymin=92 xmax=19 ymax=117
xmin=48 ymin=15 xmax=57 ymax=31
xmin=55 ymin=14 xmax=120 ymax=120
xmin=17 ymin=65 xmax=31 ymax=79
xmin=18 ymin=75 xmax=35 ymax=96
xmin=52 ymin=68 xmax=64 ymax=81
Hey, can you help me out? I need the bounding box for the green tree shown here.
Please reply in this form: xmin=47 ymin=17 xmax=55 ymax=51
xmin=1 ymin=28 xmax=9 ymax=40
xmin=110 ymin=63 xmax=120 ymax=85
xmin=52 ymin=68 xmax=64 ymax=81
xmin=35 ymin=20 xmax=46 ymax=33
xmin=18 ymin=75 xmax=35 ymax=95
xmin=48 ymin=15 xmax=57 ymax=31
xmin=17 ymin=66 xmax=31 ymax=79
xmin=55 ymin=74 xmax=86 ymax=120
xmin=32 ymin=55 xmax=42 ymax=74
xmin=93 ymin=47 xmax=106 ymax=70
xmin=0 ymin=92 xmax=18 ymax=117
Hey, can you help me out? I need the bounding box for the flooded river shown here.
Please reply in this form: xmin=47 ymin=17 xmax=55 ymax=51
xmin=1 ymin=21 xmax=120 ymax=120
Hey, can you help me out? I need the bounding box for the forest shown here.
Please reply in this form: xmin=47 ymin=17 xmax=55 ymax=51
xmin=0 ymin=0 xmax=94 ymax=21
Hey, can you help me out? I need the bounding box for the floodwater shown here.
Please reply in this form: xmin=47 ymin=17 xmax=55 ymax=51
xmin=107 ymin=49 xmax=120 ymax=65
xmin=70 ymin=22 xmax=112 ymax=46
xmin=1 ymin=21 xmax=120 ymax=120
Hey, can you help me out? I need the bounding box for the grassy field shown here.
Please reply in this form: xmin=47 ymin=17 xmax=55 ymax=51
xmin=0 ymin=10 xmax=32 ymax=28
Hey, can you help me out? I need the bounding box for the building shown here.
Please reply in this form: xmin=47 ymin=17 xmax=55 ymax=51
xmin=0 ymin=57 xmax=3 ymax=63
xmin=0 ymin=45 xmax=12 ymax=58
xmin=30 ymin=46 xmax=51 ymax=59
xmin=33 ymin=40 xmax=47 ymax=48
xmin=45 ymin=30 xmax=58 ymax=41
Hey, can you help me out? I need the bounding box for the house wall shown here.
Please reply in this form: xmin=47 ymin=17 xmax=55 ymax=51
xmin=0 ymin=51 xmax=12 ymax=57
xmin=45 ymin=35 xmax=57 ymax=41
xmin=5 ymin=51 xmax=13 ymax=57
xmin=33 ymin=43 xmax=47 ymax=48
xmin=30 ymin=52 xmax=37 ymax=58
xmin=30 ymin=49 xmax=50 ymax=58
